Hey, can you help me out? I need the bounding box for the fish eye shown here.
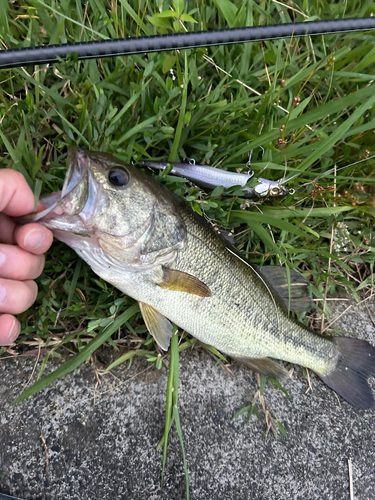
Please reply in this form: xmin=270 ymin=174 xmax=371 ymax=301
xmin=108 ymin=166 xmax=129 ymax=188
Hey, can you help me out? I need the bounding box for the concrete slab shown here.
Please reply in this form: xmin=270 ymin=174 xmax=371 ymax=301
xmin=0 ymin=294 xmax=374 ymax=500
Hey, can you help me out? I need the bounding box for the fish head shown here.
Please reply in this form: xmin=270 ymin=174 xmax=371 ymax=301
xmin=28 ymin=148 xmax=186 ymax=271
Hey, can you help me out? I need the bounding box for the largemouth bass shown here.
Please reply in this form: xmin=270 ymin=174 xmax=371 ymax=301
xmin=29 ymin=148 xmax=375 ymax=408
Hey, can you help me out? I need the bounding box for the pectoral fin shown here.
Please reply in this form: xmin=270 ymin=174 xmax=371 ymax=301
xmin=158 ymin=266 xmax=211 ymax=297
xmin=139 ymin=302 xmax=172 ymax=351
xmin=233 ymin=356 xmax=289 ymax=381
xmin=260 ymin=266 xmax=313 ymax=313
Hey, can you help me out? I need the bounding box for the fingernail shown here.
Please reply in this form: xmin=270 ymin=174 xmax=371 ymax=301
xmin=6 ymin=319 xmax=20 ymax=343
xmin=0 ymin=282 xmax=7 ymax=305
xmin=0 ymin=251 xmax=6 ymax=267
xmin=24 ymin=229 xmax=46 ymax=250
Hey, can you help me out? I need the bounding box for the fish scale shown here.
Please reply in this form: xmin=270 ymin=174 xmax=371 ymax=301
xmin=156 ymin=205 xmax=339 ymax=374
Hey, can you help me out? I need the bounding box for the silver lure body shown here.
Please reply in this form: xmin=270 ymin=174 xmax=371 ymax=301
xmin=136 ymin=160 xmax=291 ymax=198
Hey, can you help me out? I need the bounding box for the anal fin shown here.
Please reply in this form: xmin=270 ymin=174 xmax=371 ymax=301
xmin=158 ymin=266 xmax=211 ymax=297
xmin=139 ymin=302 xmax=172 ymax=351
xmin=233 ymin=356 xmax=290 ymax=382
xmin=260 ymin=266 xmax=313 ymax=313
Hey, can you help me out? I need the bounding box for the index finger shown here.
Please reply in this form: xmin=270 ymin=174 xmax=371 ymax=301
xmin=0 ymin=170 xmax=38 ymax=217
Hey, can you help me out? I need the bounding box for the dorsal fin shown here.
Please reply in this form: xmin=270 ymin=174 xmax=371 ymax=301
xmin=260 ymin=266 xmax=313 ymax=313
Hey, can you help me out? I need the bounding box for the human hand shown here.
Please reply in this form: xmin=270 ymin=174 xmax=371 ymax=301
xmin=0 ymin=170 xmax=53 ymax=346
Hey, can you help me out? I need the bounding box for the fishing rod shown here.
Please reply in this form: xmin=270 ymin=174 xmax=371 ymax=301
xmin=0 ymin=493 xmax=26 ymax=500
xmin=1 ymin=18 xmax=375 ymax=69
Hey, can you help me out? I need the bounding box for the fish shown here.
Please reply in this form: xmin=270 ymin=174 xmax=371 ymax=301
xmin=27 ymin=148 xmax=375 ymax=409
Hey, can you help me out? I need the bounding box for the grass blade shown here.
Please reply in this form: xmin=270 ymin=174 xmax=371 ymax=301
xmin=161 ymin=330 xmax=175 ymax=486
xmin=64 ymin=258 xmax=82 ymax=317
xmin=297 ymin=92 xmax=375 ymax=172
xmin=161 ymin=327 xmax=189 ymax=498
xmin=12 ymin=303 xmax=139 ymax=404
xmin=173 ymin=405 xmax=189 ymax=500
xmin=114 ymin=115 xmax=159 ymax=146
xmin=169 ymin=53 xmax=189 ymax=162
xmin=262 ymin=206 xmax=355 ymax=219
xmin=229 ymin=210 xmax=309 ymax=238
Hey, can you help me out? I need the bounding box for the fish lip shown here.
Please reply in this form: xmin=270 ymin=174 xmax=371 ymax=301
xmin=61 ymin=148 xmax=89 ymax=198
xmin=19 ymin=148 xmax=92 ymax=225
xmin=44 ymin=147 xmax=90 ymax=219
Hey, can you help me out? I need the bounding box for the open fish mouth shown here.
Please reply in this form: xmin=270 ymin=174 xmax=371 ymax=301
xmin=23 ymin=148 xmax=99 ymax=229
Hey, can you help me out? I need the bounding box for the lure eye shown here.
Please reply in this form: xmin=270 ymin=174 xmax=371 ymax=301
xmin=108 ymin=166 xmax=129 ymax=187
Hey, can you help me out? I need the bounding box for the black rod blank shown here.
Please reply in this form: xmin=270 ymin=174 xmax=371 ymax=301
xmin=1 ymin=17 xmax=375 ymax=69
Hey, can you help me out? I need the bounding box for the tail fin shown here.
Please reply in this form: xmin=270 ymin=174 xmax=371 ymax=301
xmin=320 ymin=337 xmax=375 ymax=409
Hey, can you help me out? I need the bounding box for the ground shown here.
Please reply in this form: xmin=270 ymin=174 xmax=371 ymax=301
xmin=0 ymin=294 xmax=374 ymax=500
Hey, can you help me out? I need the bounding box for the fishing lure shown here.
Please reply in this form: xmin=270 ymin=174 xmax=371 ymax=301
xmin=136 ymin=159 xmax=293 ymax=198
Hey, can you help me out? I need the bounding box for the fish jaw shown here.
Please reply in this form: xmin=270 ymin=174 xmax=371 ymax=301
xmin=24 ymin=149 xmax=92 ymax=227
xmin=20 ymin=148 xmax=106 ymax=253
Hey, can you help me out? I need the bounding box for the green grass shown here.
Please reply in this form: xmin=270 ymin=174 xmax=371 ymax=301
xmin=1 ymin=0 xmax=375 ymax=497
